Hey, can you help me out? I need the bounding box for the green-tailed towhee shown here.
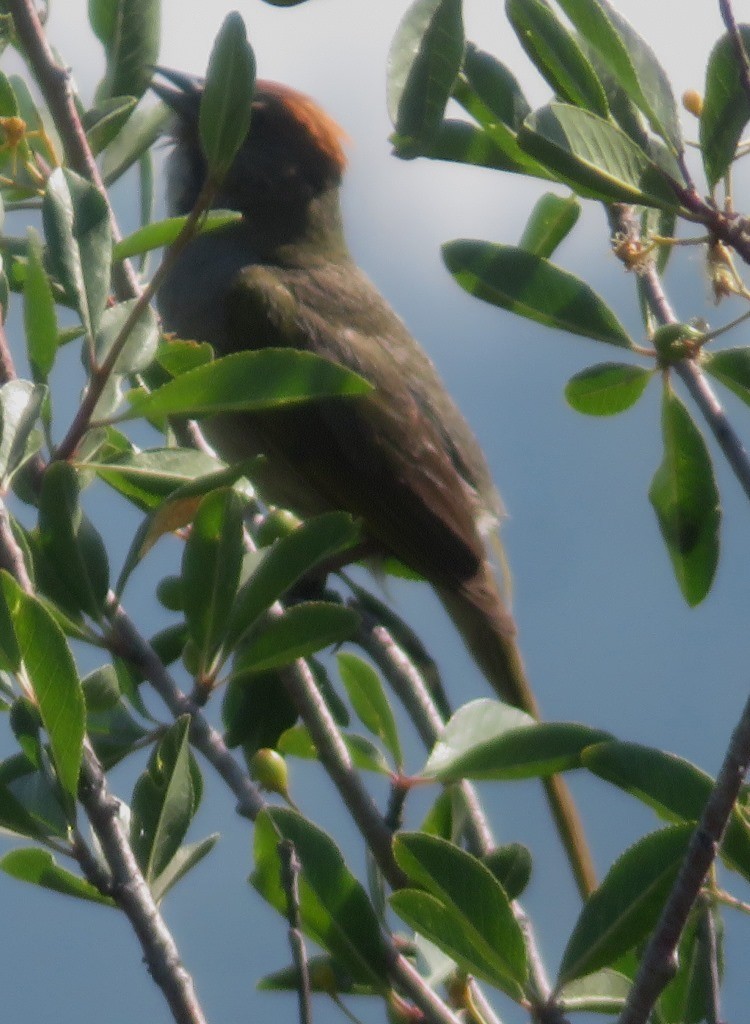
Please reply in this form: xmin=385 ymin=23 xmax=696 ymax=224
xmin=152 ymin=68 xmax=595 ymax=896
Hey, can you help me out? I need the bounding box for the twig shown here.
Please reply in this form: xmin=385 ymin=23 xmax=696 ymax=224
xmin=78 ymin=742 xmax=208 ymax=1024
xmin=387 ymin=954 xmax=464 ymax=1024
xmin=618 ymin=688 xmax=750 ymax=1024
xmin=697 ymin=898 xmax=723 ymax=1024
xmin=355 ymin=612 xmax=555 ymax=1012
xmin=606 ymin=204 xmax=750 ymax=1024
xmin=0 ymin=501 xmax=32 ymax=586
xmin=105 ymin=594 xmax=267 ymax=821
xmin=0 ymin=500 xmax=208 ymax=1024
xmin=356 ymin=612 xmax=495 ymax=856
xmin=617 ymin=206 xmax=750 ymax=502
xmin=279 ymin=840 xmax=313 ymax=1024
xmin=719 ymin=0 xmax=750 ymax=109
xmin=6 ymin=0 xmax=139 ymax=300
xmin=279 ymin=656 xmax=407 ymax=890
xmin=0 ymin=318 xmax=17 ymax=384
xmin=54 ymin=180 xmax=217 ymax=462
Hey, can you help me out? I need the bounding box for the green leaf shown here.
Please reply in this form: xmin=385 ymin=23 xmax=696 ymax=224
xmin=700 ymin=28 xmax=750 ymax=187
xmin=443 ymin=240 xmax=632 ymax=347
xmin=116 ymin=461 xmax=256 ymax=591
xmin=424 ymin=698 xmax=611 ymax=780
xmin=130 ymin=717 xmax=199 ymax=883
xmin=38 ymin=462 xmax=109 ymax=620
xmin=648 ymin=388 xmax=720 ymax=606
xmin=226 ymin=512 xmax=360 ymax=649
xmin=558 ymin=968 xmax=632 ymax=1014
xmin=0 ymin=567 xmax=19 ymax=671
xmin=518 ymin=103 xmax=680 ymax=209
xmin=95 ymin=298 xmax=159 ymax=376
xmin=233 ymin=602 xmax=359 ymax=675
xmin=82 ymin=664 xmax=121 ymax=713
xmin=83 ymin=95 xmax=138 ymax=155
xmin=156 ymin=339 xmax=215 ymax=378
xmin=0 ymin=379 xmax=45 ymax=485
xmin=3 ymin=575 xmax=85 ymax=801
xmin=553 ymin=0 xmax=681 ymax=153
xmin=482 ymin=843 xmax=532 ymax=901
xmin=223 ymin=670 xmax=297 ymax=752
xmin=392 ymin=118 xmax=552 ymax=178
xmin=182 ymin=488 xmax=244 ymax=666
xmin=0 ymin=848 xmax=115 ymax=906
xmin=277 ymin=724 xmax=391 ymax=775
xmin=42 ymin=168 xmax=112 ymax=338
xmin=0 ymin=751 xmax=69 ymax=838
xmin=557 ymin=825 xmax=693 ymax=986
xmin=462 ymin=43 xmax=530 ymax=131
xmin=151 ymin=834 xmax=219 ymax=904
xmin=0 ymin=774 xmax=51 ymax=839
xmin=89 ymin=0 xmax=118 ymax=45
xmin=95 ymin=0 xmax=160 ymax=102
xmin=251 ymin=807 xmax=390 ymax=988
xmin=387 ymin=0 xmax=464 ymax=140
xmin=199 ymin=12 xmax=256 ymax=179
xmin=89 ymin=447 xmax=223 ymax=511
xmin=125 ymin=349 xmax=372 ymax=420
xmin=102 ymin=98 xmax=171 ymax=185
xmin=259 ymin=954 xmax=376 ymax=995
xmin=506 ymin=0 xmax=609 ymax=117
xmin=23 ymin=228 xmax=57 ymax=382
xmin=337 ymin=652 xmax=402 ymax=767
xmin=113 ymin=210 xmax=242 ymax=262
xmin=582 ymin=741 xmax=750 ymax=883
xmin=704 ymin=347 xmax=750 ymax=407
xmin=392 ymin=832 xmax=527 ymax=996
xmin=659 ymin=902 xmax=723 ymax=1024
xmin=565 ymin=362 xmax=652 ymax=415
xmin=519 ymin=191 xmax=581 ymax=258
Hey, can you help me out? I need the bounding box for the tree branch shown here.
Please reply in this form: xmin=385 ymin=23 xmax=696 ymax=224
xmin=78 ymin=743 xmax=209 ymax=1024
xmin=105 ymin=594 xmax=267 ymax=821
xmin=355 ymin=610 xmax=555 ymax=1012
xmin=609 ymin=205 xmax=750 ymax=1024
xmin=719 ymin=0 xmax=750 ymax=109
xmin=6 ymin=0 xmax=140 ymax=300
xmin=618 ymin=689 xmax=750 ymax=1024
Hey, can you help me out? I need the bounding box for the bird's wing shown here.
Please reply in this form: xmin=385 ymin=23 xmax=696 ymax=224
xmin=225 ymin=261 xmax=489 ymax=589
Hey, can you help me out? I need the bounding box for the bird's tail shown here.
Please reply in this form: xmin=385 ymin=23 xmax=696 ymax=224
xmin=438 ymin=566 xmax=597 ymax=899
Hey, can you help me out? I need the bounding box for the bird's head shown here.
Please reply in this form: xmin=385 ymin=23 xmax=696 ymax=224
xmin=152 ymin=67 xmax=349 ymax=223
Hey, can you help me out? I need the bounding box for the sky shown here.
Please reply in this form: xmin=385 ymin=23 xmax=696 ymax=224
xmin=2 ymin=2 xmax=750 ymax=1023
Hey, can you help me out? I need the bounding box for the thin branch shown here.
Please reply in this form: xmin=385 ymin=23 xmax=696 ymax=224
xmin=78 ymin=742 xmax=208 ymax=1024
xmin=54 ymin=182 xmax=218 ymax=462
xmin=387 ymin=954 xmax=464 ymax=1024
xmin=279 ymin=656 xmax=407 ymax=890
xmin=719 ymin=0 xmax=750 ymax=109
xmin=0 ymin=506 xmax=208 ymax=1024
xmin=0 ymin=501 xmax=32 ymax=588
xmin=618 ymin=688 xmax=750 ymax=1024
xmin=109 ymin=596 xmax=472 ymax=1024
xmin=279 ymin=840 xmax=313 ymax=1024
xmin=355 ymin=611 xmax=555 ymax=1011
xmin=616 ymin=206 xmax=750 ymax=503
xmin=6 ymin=0 xmax=139 ymax=300
xmin=105 ymin=594 xmax=267 ymax=821
xmin=356 ymin=612 xmax=495 ymax=857
xmin=610 ymin=204 xmax=750 ymax=1024
xmin=0 ymin=318 xmax=17 ymax=384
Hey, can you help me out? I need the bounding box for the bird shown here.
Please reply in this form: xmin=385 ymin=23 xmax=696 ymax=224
xmin=151 ymin=67 xmax=596 ymax=897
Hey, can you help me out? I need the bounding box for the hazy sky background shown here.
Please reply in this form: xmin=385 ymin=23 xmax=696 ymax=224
xmin=2 ymin=2 xmax=750 ymax=1022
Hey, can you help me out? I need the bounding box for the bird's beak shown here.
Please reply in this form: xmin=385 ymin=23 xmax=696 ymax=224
xmin=150 ymin=65 xmax=203 ymax=119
